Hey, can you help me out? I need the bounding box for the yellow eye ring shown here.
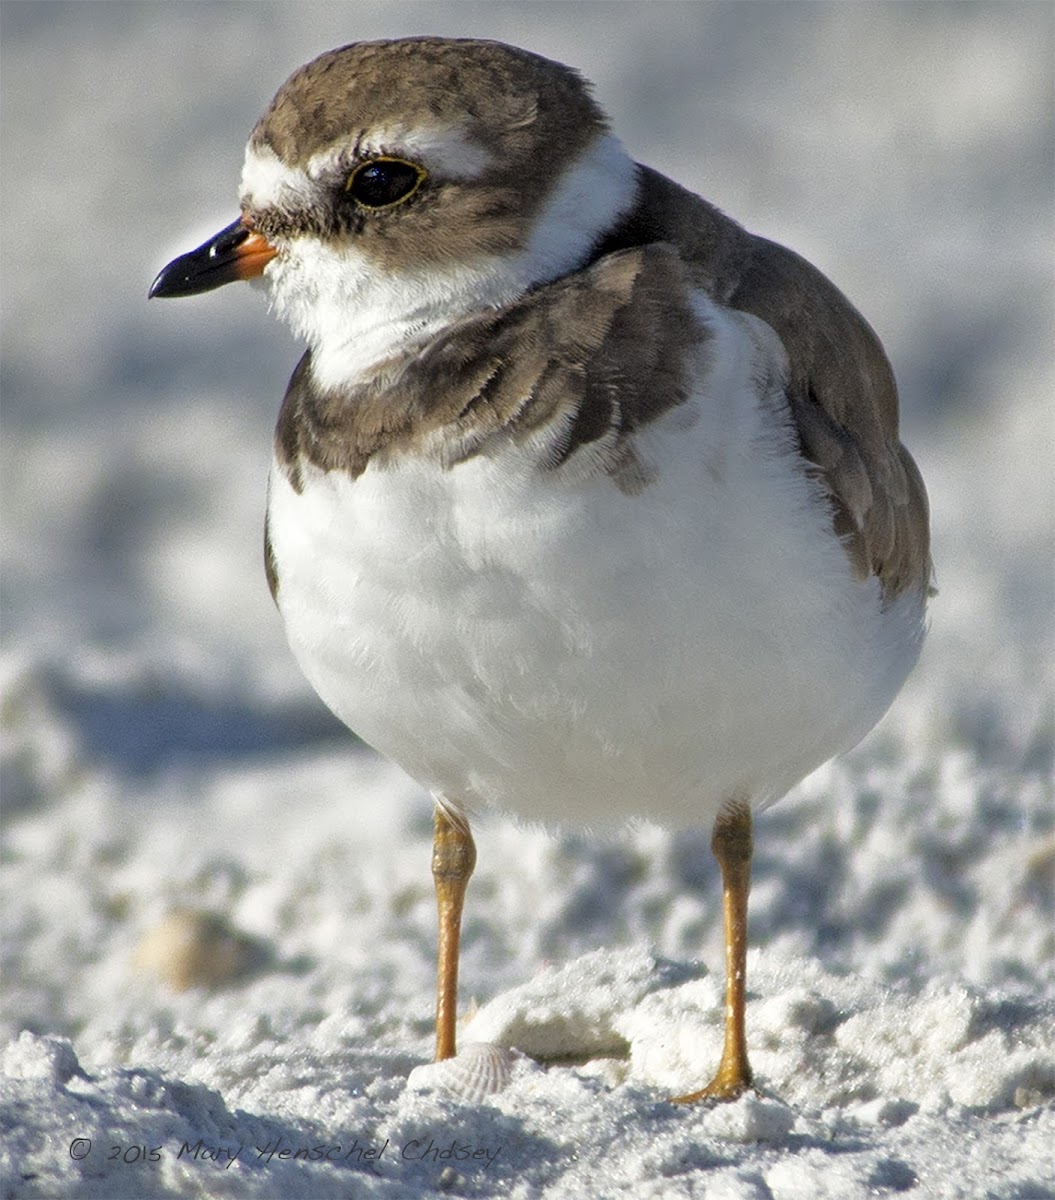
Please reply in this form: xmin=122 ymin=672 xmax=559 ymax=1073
xmin=345 ymin=157 xmax=428 ymax=210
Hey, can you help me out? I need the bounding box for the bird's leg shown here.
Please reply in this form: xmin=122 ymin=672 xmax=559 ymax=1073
xmin=672 ymin=800 xmax=754 ymax=1102
xmin=431 ymin=802 xmax=476 ymax=1061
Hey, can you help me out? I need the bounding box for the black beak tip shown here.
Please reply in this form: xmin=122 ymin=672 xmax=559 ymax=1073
xmin=148 ymin=257 xmax=190 ymax=299
xmin=148 ymin=219 xmax=252 ymax=299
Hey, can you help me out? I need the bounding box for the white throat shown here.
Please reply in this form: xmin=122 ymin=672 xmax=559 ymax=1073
xmin=251 ymin=133 xmax=639 ymax=391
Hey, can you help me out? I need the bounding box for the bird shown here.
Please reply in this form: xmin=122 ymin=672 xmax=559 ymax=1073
xmin=150 ymin=36 xmax=931 ymax=1102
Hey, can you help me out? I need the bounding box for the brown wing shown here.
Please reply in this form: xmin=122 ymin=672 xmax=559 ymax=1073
xmin=728 ymin=236 xmax=932 ymax=602
xmin=600 ymin=165 xmax=932 ymax=603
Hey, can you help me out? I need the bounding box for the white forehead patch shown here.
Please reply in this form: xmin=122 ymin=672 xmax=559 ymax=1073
xmin=240 ymin=142 xmax=313 ymax=211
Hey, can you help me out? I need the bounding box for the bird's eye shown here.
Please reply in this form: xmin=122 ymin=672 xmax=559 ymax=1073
xmin=345 ymin=158 xmax=427 ymax=209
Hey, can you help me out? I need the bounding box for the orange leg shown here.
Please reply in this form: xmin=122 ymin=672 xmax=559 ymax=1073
xmin=672 ymin=801 xmax=754 ymax=1102
xmin=431 ymin=804 xmax=476 ymax=1061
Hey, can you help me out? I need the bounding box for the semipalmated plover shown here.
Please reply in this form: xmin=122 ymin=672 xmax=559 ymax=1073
xmin=151 ymin=37 xmax=931 ymax=1101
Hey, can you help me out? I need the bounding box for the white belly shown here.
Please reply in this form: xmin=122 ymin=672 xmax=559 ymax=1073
xmin=265 ymin=390 xmax=925 ymax=829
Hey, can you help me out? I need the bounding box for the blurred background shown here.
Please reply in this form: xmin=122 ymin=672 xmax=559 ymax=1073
xmin=2 ymin=0 xmax=1052 ymax=792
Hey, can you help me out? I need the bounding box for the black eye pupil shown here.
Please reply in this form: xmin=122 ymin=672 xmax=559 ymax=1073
xmin=349 ymin=160 xmax=423 ymax=209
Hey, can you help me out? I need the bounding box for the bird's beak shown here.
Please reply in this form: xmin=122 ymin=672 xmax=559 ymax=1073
xmin=148 ymin=218 xmax=277 ymax=298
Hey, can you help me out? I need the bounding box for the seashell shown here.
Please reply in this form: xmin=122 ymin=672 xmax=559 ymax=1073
xmin=406 ymin=1041 xmax=521 ymax=1102
xmin=133 ymin=908 xmax=257 ymax=991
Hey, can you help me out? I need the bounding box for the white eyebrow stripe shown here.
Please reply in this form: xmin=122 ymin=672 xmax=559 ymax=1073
xmin=355 ymin=123 xmax=494 ymax=178
xmin=241 ymin=123 xmax=493 ymax=212
xmin=300 ymin=123 xmax=495 ymax=184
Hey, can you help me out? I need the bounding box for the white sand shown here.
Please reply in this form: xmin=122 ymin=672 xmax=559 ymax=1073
xmin=2 ymin=4 xmax=1052 ymax=1198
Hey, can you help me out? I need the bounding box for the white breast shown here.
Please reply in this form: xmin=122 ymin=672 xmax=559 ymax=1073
xmin=265 ymin=298 xmax=925 ymax=828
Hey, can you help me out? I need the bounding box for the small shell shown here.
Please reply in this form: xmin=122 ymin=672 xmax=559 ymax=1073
xmin=133 ymin=908 xmax=256 ymax=991
xmin=406 ymin=1042 xmax=520 ymax=1102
